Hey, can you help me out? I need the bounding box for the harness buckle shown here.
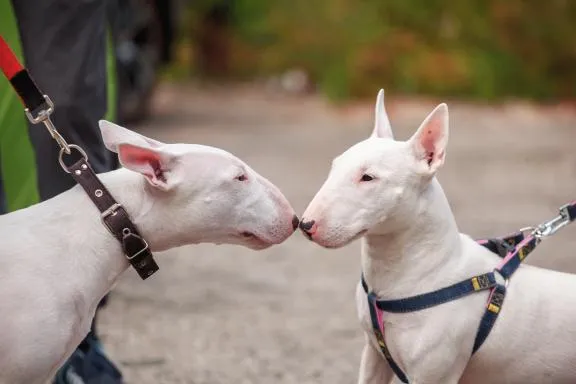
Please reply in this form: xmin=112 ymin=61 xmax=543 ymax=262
xmin=495 ymin=239 xmax=515 ymax=258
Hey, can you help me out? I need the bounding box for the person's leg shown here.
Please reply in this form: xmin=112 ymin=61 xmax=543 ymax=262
xmin=10 ymin=0 xmax=121 ymax=382
xmin=11 ymin=0 xmax=116 ymax=199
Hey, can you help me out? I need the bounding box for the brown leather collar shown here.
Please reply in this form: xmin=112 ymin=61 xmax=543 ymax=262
xmin=67 ymin=158 xmax=159 ymax=280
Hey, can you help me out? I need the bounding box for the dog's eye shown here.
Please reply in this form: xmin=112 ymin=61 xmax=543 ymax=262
xmin=235 ymin=174 xmax=247 ymax=182
xmin=360 ymin=174 xmax=374 ymax=182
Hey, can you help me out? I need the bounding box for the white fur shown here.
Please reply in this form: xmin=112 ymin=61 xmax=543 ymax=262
xmin=0 ymin=121 xmax=297 ymax=384
xmin=301 ymin=90 xmax=576 ymax=383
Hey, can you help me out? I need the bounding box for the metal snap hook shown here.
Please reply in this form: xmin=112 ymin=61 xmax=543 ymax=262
xmin=25 ymin=95 xmax=71 ymax=154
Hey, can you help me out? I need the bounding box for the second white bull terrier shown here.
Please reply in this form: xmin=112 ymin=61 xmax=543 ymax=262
xmin=0 ymin=121 xmax=298 ymax=384
xmin=301 ymin=90 xmax=576 ymax=383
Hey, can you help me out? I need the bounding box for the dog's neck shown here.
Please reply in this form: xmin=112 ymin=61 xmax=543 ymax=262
xmin=361 ymin=178 xmax=464 ymax=299
xmin=60 ymin=168 xmax=207 ymax=250
xmin=94 ymin=169 xmax=211 ymax=251
xmin=14 ymin=168 xmax=207 ymax=311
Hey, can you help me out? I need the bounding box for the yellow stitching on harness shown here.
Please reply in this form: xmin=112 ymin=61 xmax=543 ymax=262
xmin=488 ymin=303 xmax=500 ymax=313
xmin=518 ymin=248 xmax=526 ymax=260
xmin=375 ymin=331 xmax=386 ymax=346
xmin=472 ymin=277 xmax=480 ymax=291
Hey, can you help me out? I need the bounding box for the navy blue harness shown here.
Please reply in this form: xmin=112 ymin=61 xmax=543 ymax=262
xmin=362 ymin=202 xmax=576 ymax=383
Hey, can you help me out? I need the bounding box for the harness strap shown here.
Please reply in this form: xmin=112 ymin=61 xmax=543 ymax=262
xmin=472 ymin=283 xmax=506 ymax=353
xmin=362 ymin=232 xmax=527 ymax=314
xmin=0 ymin=36 xmax=46 ymax=112
xmin=372 ymin=272 xmax=497 ymax=313
xmin=476 ymin=232 xmax=525 ymax=258
xmin=470 ymin=233 xmax=540 ymax=353
xmin=361 ymin=231 xmax=531 ymax=383
xmin=367 ymin=292 xmax=409 ymax=383
xmin=496 ymin=235 xmax=540 ymax=280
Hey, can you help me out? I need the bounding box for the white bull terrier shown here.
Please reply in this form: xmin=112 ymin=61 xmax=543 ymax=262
xmin=300 ymin=90 xmax=576 ymax=384
xmin=0 ymin=121 xmax=298 ymax=384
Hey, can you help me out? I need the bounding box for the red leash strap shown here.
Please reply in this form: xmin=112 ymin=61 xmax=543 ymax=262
xmin=0 ymin=35 xmax=23 ymax=78
xmin=0 ymin=35 xmax=46 ymax=113
xmin=0 ymin=34 xmax=67 ymax=150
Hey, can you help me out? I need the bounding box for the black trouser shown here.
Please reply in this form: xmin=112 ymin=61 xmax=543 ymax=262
xmin=7 ymin=0 xmax=118 ymax=323
xmin=11 ymin=0 xmax=117 ymax=200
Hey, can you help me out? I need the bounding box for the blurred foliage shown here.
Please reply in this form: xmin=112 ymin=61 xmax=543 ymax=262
xmin=182 ymin=0 xmax=576 ymax=101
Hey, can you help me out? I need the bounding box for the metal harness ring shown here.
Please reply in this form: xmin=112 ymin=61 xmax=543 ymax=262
xmin=493 ymin=269 xmax=509 ymax=288
xmin=58 ymin=144 xmax=89 ymax=173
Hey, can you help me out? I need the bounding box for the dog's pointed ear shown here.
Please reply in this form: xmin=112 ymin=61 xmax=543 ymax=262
xmin=370 ymin=89 xmax=394 ymax=139
xmin=116 ymin=143 xmax=178 ymax=191
xmin=99 ymin=120 xmax=164 ymax=153
xmin=408 ymin=103 xmax=449 ymax=174
xmin=99 ymin=120 xmax=176 ymax=191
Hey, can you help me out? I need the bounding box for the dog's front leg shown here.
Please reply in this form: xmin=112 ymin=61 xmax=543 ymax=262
xmin=358 ymin=337 xmax=395 ymax=384
xmin=408 ymin=355 xmax=466 ymax=384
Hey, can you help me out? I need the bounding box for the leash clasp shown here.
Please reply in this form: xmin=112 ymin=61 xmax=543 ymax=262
xmin=533 ymin=204 xmax=572 ymax=239
xmin=25 ymin=95 xmax=71 ymax=154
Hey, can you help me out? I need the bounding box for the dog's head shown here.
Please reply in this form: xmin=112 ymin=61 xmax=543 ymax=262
xmin=99 ymin=120 xmax=298 ymax=250
xmin=300 ymin=89 xmax=449 ymax=248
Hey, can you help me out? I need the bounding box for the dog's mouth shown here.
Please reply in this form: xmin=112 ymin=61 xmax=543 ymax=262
xmin=240 ymin=231 xmax=272 ymax=249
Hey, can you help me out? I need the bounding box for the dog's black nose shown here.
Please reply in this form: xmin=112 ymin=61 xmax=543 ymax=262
xmin=299 ymin=219 xmax=316 ymax=233
xmin=292 ymin=215 xmax=300 ymax=230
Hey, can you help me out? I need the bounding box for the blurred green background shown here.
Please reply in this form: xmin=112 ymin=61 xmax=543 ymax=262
xmin=171 ymin=0 xmax=576 ymax=102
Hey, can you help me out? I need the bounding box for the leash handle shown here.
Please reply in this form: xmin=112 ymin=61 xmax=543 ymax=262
xmin=0 ymin=35 xmax=46 ymax=113
xmin=0 ymin=34 xmax=71 ymax=154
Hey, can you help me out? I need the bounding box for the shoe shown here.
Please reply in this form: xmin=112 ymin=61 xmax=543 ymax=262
xmin=53 ymin=331 xmax=123 ymax=384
